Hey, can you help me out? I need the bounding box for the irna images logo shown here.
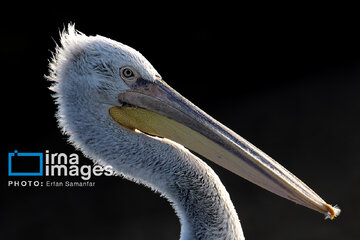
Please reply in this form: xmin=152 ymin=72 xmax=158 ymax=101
xmin=8 ymin=150 xmax=114 ymax=182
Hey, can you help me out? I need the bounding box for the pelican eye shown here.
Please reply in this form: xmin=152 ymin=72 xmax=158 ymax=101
xmin=120 ymin=67 xmax=136 ymax=81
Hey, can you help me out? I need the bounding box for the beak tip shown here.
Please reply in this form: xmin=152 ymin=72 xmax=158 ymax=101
xmin=324 ymin=203 xmax=341 ymax=220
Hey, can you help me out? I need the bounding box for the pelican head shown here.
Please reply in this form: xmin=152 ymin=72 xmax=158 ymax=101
xmin=48 ymin=24 xmax=339 ymax=239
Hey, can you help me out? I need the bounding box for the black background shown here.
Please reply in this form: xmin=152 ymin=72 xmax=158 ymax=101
xmin=1 ymin=4 xmax=359 ymax=240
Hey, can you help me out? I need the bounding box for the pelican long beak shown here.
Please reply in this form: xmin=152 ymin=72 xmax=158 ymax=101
xmin=109 ymin=77 xmax=340 ymax=219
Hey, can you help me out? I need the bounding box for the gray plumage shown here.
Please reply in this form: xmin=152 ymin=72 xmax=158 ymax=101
xmin=48 ymin=25 xmax=244 ymax=240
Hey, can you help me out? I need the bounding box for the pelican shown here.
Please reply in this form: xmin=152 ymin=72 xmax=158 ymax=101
xmin=48 ymin=24 xmax=340 ymax=239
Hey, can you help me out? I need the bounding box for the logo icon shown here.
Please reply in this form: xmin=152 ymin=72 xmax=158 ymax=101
xmin=8 ymin=150 xmax=43 ymax=176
